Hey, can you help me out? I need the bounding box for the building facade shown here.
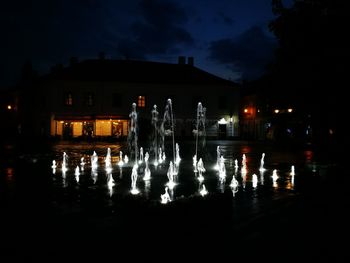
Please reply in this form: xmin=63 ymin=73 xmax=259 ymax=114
xmin=18 ymin=57 xmax=240 ymax=140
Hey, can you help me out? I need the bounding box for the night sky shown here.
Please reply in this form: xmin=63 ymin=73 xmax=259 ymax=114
xmin=1 ymin=0 xmax=293 ymax=89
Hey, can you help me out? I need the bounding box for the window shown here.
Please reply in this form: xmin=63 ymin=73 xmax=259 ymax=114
xmin=84 ymin=93 xmax=94 ymax=106
xmin=65 ymin=93 xmax=73 ymax=106
xmin=138 ymin=95 xmax=146 ymax=108
xmin=112 ymin=93 xmax=122 ymax=108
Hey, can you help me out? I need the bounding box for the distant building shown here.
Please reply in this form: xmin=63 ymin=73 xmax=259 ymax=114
xmin=17 ymin=56 xmax=240 ymax=140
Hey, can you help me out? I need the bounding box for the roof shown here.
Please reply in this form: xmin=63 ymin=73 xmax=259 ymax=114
xmin=44 ymin=59 xmax=238 ymax=86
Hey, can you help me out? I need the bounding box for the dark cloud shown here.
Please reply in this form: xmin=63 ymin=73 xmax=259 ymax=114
xmin=208 ymin=26 xmax=276 ymax=80
xmin=0 ymin=0 xmax=193 ymax=87
xmin=218 ymin=12 xmax=235 ymax=26
xmin=116 ymin=0 xmax=193 ymax=58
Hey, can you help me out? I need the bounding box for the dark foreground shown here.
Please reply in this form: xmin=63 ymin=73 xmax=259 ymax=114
xmin=1 ymin=140 xmax=349 ymax=261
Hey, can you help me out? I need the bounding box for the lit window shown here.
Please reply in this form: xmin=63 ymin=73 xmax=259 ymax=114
xmin=65 ymin=93 xmax=73 ymax=106
xmin=138 ymin=96 xmax=146 ymax=108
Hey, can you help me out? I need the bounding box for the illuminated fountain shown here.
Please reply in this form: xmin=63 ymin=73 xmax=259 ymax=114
xmin=80 ymin=157 xmax=85 ymax=171
xmin=193 ymin=102 xmax=206 ymax=162
xmin=107 ymin=173 xmax=115 ymax=196
xmin=51 ymin=160 xmax=57 ymax=174
xmin=75 ymin=166 xmax=80 ymax=183
xmin=196 ymin=158 xmax=205 ymax=182
xmin=290 ymin=165 xmax=295 ymax=176
xmin=143 ymin=152 xmax=151 ymax=181
xmin=130 ymin=164 xmax=139 ymax=195
xmin=252 ymin=174 xmax=258 ymax=188
xmin=290 ymin=165 xmax=295 ymax=188
xmin=139 ymin=147 xmax=144 ymax=164
xmin=175 ymin=143 xmax=181 ymax=166
xmin=161 ymin=187 xmax=171 ymax=204
xmin=151 ymin=105 xmax=159 ymax=166
xmin=218 ymin=156 xmax=226 ymax=181
xmin=259 ymin=153 xmax=266 ymax=172
xmin=105 ymin=147 xmax=112 ymax=173
xmin=62 ymin=152 xmax=68 ymax=172
xmin=127 ymin=103 xmax=138 ymax=164
xmin=51 ymin=160 xmax=57 ymax=169
xmin=234 ymin=159 xmax=238 ymax=169
xmin=160 ymin=99 xmax=176 ymax=166
xmin=199 ymin=184 xmax=208 ymax=196
xmin=230 ymin=175 xmax=239 ymax=195
xmin=91 ymin=151 xmax=98 ymax=169
xmin=166 ymin=161 xmax=176 ymax=189
xmin=214 ymin=146 xmax=221 ymax=170
xmin=118 ymin=151 xmax=124 ymax=167
xmin=272 ymin=169 xmax=278 ymax=188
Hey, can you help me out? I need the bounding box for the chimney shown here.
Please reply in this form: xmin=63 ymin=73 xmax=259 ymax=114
xmin=178 ymin=56 xmax=186 ymax=64
xmin=187 ymin=56 xmax=194 ymax=66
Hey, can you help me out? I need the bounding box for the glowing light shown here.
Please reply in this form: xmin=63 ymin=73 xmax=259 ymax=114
xmin=199 ymin=184 xmax=208 ymax=196
xmin=75 ymin=166 xmax=80 ymax=183
xmin=252 ymin=174 xmax=258 ymax=188
xmin=288 ymin=108 xmax=293 ymax=113
xmin=244 ymin=108 xmax=248 ymax=113
xmin=290 ymin=165 xmax=295 ymax=176
xmin=7 ymin=105 xmax=12 ymax=110
xmin=272 ymin=169 xmax=278 ymax=188
xmin=130 ymin=164 xmax=139 ymax=195
xmin=230 ymin=175 xmax=239 ymax=190
xmin=274 ymin=109 xmax=279 ymax=114
xmin=161 ymin=187 xmax=171 ymax=204
xmin=230 ymin=117 xmax=233 ymax=122
xmin=51 ymin=160 xmax=57 ymax=169
xmin=218 ymin=118 xmax=228 ymax=124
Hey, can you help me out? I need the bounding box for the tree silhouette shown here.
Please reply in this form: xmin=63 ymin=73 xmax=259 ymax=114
xmin=268 ymin=0 xmax=348 ymax=139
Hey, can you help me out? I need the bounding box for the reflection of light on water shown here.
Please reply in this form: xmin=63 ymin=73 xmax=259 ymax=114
xmin=304 ymin=150 xmax=313 ymax=162
xmin=91 ymin=169 xmax=98 ymax=183
xmin=252 ymin=174 xmax=258 ymax=188
xmin=259 ymin=169 xmax=265 ymax=185
xmin=6 ymin=167 xmax=14 ymax=180
xmin=144 ymin=180 xmax=151 ymax=198
xmin=143 ymin=167 xmax=151 ymax=181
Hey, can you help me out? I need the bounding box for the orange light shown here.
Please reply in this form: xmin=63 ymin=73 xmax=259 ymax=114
xmin=274 ymin=109 xmax=279 ymax=114
xmin=7 ymin=105 xmax=12 ymax=110
xmin=288 ymin=108 xmax=293 ymax=113
xmin=244 ymin=108 xmax=248 ymax=113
